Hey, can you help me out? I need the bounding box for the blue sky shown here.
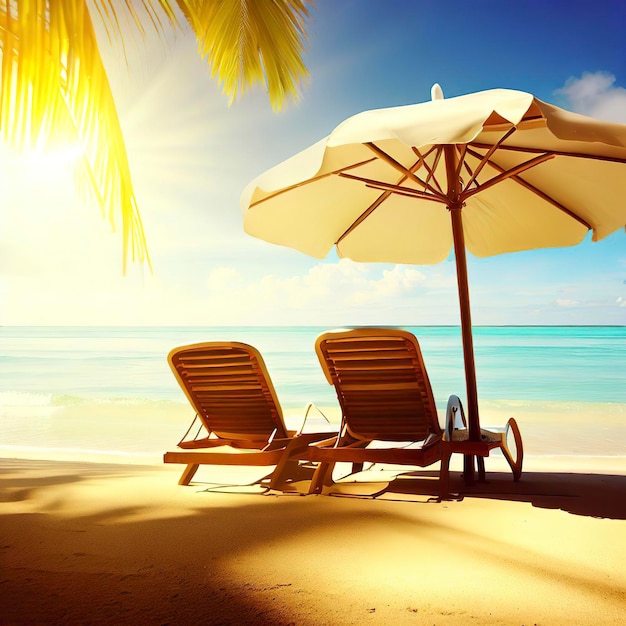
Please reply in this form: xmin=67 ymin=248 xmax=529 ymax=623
xmin=1 ymin=0 xmax=625 ymax=326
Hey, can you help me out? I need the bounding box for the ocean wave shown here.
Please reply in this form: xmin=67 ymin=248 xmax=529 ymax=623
xmin=0 ymin=392 xmax=189 ymax=421
xmin=0 ymin=392 xmax=59 ymax=419
xmin=0 ymin=391 xmax=55 ymax=406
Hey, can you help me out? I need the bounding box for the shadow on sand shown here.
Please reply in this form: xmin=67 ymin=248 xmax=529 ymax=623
xmin=1 ymin=458 xmax=625 ymax=625
xmin=371 ymin=469 xmax=626 ymax=520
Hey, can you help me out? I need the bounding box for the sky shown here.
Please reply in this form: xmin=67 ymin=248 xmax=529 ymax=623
xmin=1 ymin=0 xmax=625 ymax=327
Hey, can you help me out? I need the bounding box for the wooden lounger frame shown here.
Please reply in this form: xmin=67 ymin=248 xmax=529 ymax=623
xmin=308 ymin=328 xmax=523 ymax=498
xmin=163 ymin=341 xmax=334 ymax=489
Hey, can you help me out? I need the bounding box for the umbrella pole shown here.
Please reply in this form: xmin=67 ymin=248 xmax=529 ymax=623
xmin=450 ymin=207 xmax=480 ymax=484
xmin=445 ymin=146 xmax=480 ymax=484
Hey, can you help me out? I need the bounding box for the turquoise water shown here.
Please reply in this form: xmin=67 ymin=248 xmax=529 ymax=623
xmin=1 ymin=325 xmax=624 ymax=406
xmin=1 ymin=325 xmax=624 ymax=460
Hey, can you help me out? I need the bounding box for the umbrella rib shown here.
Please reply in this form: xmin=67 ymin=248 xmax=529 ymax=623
xmin=366 ymin=142 xmax=445 ymax=198
xmin=336 ymin=184 xmax=442 ymax=247
xmin=460 ymin=159 xmax=479 ymax=190
xmin=338 ymin=172 xmax=446 ymax=203
xmin=336 ymin=156 xmax=447 ymax=246
xmin=248 ymin=157 xmax=378 ymax=207
xmin=464 ymin=147 xmax=593 ymax=229
xmin=454 ymin=144 xmax=469 ymax=185
xmin=336 ymin=189 xmax=394 ymax=246
xmin=470 ymin=142 xmax=626 ymax=164
xmin=412 ymin=146 xmax=445 ymax=194
xmin=463 ymin=152 xmax=555 ymax=199
xmin=462 ymin=127 xmax=518 ymax=191
xmin=365 ymin=183 xmax=450 ymax=203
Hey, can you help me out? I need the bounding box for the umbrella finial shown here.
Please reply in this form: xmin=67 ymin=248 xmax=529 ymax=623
xmin=431 ymin=83 xmax=444 ymax=101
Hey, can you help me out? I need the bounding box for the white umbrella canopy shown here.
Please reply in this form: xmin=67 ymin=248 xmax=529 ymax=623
xmin=241 ymin=85 xmax=626 ymax=469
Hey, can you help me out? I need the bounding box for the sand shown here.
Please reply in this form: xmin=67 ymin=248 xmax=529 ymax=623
xmin=1 ymin=453 xmax=625 ymax=625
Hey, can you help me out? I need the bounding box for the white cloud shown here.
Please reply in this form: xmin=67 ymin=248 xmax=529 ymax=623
xmin=556 ymin=72 xmax=626 ymax=123
xmin=195 ymin=260 xmax=438 ymax=325
xmin=554 ymin=298 xmax=579 ymax=308
xmin=224 ymin=260 xmax=413 ymax=308
xmin=207 ymin=266 xmax=245 ymax=291
xmin=253 ymin=260 xmax=426 ymax=310
xmin=347 ymin=265 xmax=426 ymax=306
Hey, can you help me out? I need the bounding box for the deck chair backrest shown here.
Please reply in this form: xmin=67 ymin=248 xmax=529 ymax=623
xmin=316 ymin=329 xmax=442 ymax=442
xmin=168 ymin=342 xmax=288 ymax=442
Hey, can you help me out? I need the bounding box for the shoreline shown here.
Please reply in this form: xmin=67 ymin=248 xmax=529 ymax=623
xmin=2 ymin=398 xmax=623 ymax=467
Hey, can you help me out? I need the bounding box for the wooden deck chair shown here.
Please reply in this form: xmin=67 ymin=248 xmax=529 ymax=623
xmin=308 ymin=328 xmax=523 ymax=499
xmin=308 ymin=328 xmax=448 ymax=497
xmin=163 ymin=342 xmax=335 ymax=489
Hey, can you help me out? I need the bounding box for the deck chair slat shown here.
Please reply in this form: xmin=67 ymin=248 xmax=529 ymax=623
xmin=165 ymin=341 xmax=337 ymax=487
xmin=169 ymin=342 xmax=287 ymax=440
xmin=334 ymin=381 xmax=421 ymax=392
xmin=311 ymin=328 xmax=444 ymax=477
xmin=316 ymin=329 xmax=442 ymax=440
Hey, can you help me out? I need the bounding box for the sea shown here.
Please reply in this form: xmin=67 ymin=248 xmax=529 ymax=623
xmin=1 ymin=326 xmax=625 ymax=463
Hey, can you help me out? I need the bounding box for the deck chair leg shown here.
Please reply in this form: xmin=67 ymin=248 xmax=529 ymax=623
xmin=178 ymin=463 xmax=200 ymax=486
xmin=269 ymin=435 xmax=329 ymax=491
xmin=477 ymin=456 xmax=486 ymax=482
xmin=309 ymin=462 xmax=335 ymax=494
xmin=439 ymin=445 xmax=452 ymax=500
xmin=269 ymin=439 xmax=300 ymax=490
xmin=269 ymin=455 xmax=303 ymax=491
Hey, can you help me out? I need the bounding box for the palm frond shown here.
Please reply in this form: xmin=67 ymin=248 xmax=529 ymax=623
xmin=0 ymin=0 xmax=313 ymax=270
xmin=181 ymin=0 xmax=312 ymax=110
xmin=91 ymin=0 xmax=180 ymax=56
xmin=0 ymin=0 xmax=159 ymax=270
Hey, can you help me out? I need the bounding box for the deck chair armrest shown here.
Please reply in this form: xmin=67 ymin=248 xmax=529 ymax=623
xmin=310 ymin=436 xmax=370 ymax=450
xmin=263 ymin=436 xmax=295 ymax=451
xmin=504 ymin=417 xmax=524 ymax=465
xmin=295 ymin=402 xmax=333 ymax=435
xmin=296 ymin=431 xmax=339 ymax=443
xmin=308 ymin=436 xmax=343 ymax=449
xmin=504 ymin=417 xmax=521 ymax=439
xmin=263 ymin=430 xmax=340 ymax=453
xmin=178 ymin=437 xmax=230 ymax=449
xmin=176 ymin=413 xmax=212 ymax=448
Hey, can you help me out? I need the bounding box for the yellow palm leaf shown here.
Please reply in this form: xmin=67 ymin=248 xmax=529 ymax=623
xmin=0 ymin=0 xmax=312 ymax=269
xmin=0 ymin=0 xmax=151 ymax=270
xmin=181 ymin=0 xmax=311 ymax=110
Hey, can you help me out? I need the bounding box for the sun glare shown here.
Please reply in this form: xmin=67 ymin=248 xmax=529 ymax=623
xmin=1 ymin=140 xmax=89 ymax=231
xmin=21 ymin=143 xmax=84 ymax=180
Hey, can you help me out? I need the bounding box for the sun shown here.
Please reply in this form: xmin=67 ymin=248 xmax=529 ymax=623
xmin=21 ymin=143 xmax=84 ymax=180
xmin=0 ymin=140 xmax=91 ymax=237
xmin=0 ymin=140 xmax=86 ymax=195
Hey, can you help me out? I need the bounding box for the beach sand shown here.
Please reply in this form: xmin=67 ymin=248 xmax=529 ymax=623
xmin=1 ymin=451 xmax=625 ymax=625
xmin=0 ymin=459 xmax=626 ymax=625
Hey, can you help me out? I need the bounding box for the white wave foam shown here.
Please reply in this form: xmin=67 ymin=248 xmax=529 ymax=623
xmin=0 ymin=392 xmax=60 ymax=419
xmin=0 ymin=391 xmax=54 ymax=406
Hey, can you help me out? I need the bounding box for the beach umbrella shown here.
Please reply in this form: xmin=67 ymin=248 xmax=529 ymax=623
xmin=240 ymin=84 xmax=626 ymax=478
